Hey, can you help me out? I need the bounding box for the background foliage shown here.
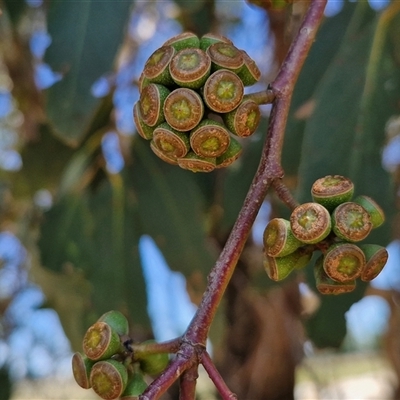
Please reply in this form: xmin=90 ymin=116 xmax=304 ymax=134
xmin=0 ymin=0 xmax=399 ymax=396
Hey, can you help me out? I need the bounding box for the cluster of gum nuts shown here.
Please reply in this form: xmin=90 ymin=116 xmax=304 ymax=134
xmin=72 ymin=311 xmax=169 ymax=399
xmin=133 ymin=32 xmax=262 ymax=172
xmin=263 ymin=175 xmax=388 ymax=295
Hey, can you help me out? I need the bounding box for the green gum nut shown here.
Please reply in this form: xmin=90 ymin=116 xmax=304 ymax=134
xmin=331 ymin=202 xmax=372 ymax=242
xmin=236 ymin=50 xmax=261 ymax=86
xmin=163 ymin=87 xmax=204 ymax=131
xmin=143 ymin=45 xmax=175 ymax=86
xmin=152 ymin=122 xmax=190 ymax=160
xmin=207 ymin=42 xmax=244 ymax=73
xmin=169 ymin=48 xmax=211 ymax=89
xmin=311 ymin=175 xmax=354 ymax=211
xmin=323 ymin=242 xmax=366 ymax=283
xmin=133 ymin=102 xmax=155 ymax=140
xmin=223 ymin=97 xmax=260 ymax=137
xmin=177 ymin=151 xmax=216 ymax=173
xmin=359 ymin=244 xmax=389 ymax=282
xmin=263 ymin=218 xmax=303 ymax=257
xmin=121 ymin=371 xmax=148 ymax=399
xmin=290 ymin=202 xmax=331 ymax=244
xmin=263 ymin=252 xmax=296 ymax=281
xmin=203 ymin=69 xmax=244 ymax=113
xmin=72 ymin=352 xmax=95 ymax=389
xmin=354 ymin=195 xmax=385 ymax=229
xmin=97 ymin=310 xmax=129 ymax=337
xmin=314 ymin=256 xmax=356 ymax=295
xmin=150 ymin=140 xmax=179 ymax=165
xmin=82 ymin=321 xmax=123 ymax=361
xmin=139 ymin=84 xmax=170 ymax=127
xmin=215 ymin=137 xmax=242 ymax=168
xmin=138 ymin=340 xmax=170 ymax=376
xmin=199 ymin=33 xmax=233 ymax=51
xmin=138 ymin=71 xmax=151 ymax=93
xmin=90 ymin=359 xmax=128 ymax=400
xmin=163 ymin=31 xmax=200 ymax=51
xmin=189 ymin=119 xmax=230 ymax=158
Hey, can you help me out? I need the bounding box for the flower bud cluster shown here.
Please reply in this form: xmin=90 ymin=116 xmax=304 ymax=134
xmin=263 ymin=175 xmax=388 ymax=294
xmin=72 ymin=310 xmax=169 ymax=399
xmin=133 ymin=32 xmax=262 ymax=172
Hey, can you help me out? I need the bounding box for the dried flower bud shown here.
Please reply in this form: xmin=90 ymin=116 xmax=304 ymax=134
xmin=72 ymin=352 xmax=95 ymax=389
xmin=359 ymin=244 xmax=389 ymax=282
xmin=177 ymin=151 xmax=216 ymax=173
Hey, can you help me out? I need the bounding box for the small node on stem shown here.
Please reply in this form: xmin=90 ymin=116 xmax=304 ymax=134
xmin=331 ymin=202 xmax=372 ymax=242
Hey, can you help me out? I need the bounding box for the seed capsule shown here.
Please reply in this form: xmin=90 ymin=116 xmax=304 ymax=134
xmin=215 ymin=137 xmax=243 ymax=168
xmin=223 ymin=97 xmax=260 ymax=137
xmin=152 ymin=122 xmax=190 ymax=160
xmin=359 ymin=244 xmax=389 ymax=282
xmin=90 ymin=359 xmax=128 ymax=400
xmin=263 ymin=218 xmax=302 ymax=257
xmin=236 ymin=50 xmax=261 ymax=86
xmin=169 ymin=48 xmax=211 ymax=89
xmin=72 ymin=352 xmax=95 ymax=389
xmin=138 ymin=340 xmax=170 ymax=376
xmin=199 ymin=33 xmax=233 ymax=51
xmin=143 ymin=46 xmax=175 ymax=86
xmin=163 ymin=32 xmax=200 ymax=51
xmin=323 ymin=242 xmax=365 ymax=282
xmin=150 ymin=141 xmax=179 ymax=165
xmin=354 ymin=195 xmax=385 ymax=229
xmin=203 ymin=69 xmax=244 ymax=113
xmin=133 ymin=102 xmax=155 ymax=140
xmin=290 ymin=202 xmax=331 ymax=244
xmin=164 ymin=88 xmax=204 ymax=131
xmin=207 ymin=42 xmax=244 ymax=73
xmin=82 ymin=321 xmax=123 ymax=361
xmin=177 ymin=151 xmax=216 ymax=173
xmin=121 ymin=371 xmax=148 ymax=399
xmin=97 ymin=310 xmax=129 ymax=337
xmin=139 ymin=84 xmax=170 ymax=127
xmin=311 ymin=175 xmax=354 ymax=211
xmin=331 ymin=202 xmax=372 ymax=242
xmin=314 ymin=256 xmax=356 ymax=295
xmin=190 ymin=119 xmax=230 ymax=158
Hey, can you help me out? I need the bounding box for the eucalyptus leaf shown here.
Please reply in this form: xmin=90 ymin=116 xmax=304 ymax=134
xmin=44 ymin=0 xmax=133 ymax=145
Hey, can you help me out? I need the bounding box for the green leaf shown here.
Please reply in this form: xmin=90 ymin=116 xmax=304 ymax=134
xmin=44 ymin=1 xmax=133 ymax=146
xmin=38 ymin=176 xmax=150 ymax=350
xmin=282 ymin=1 xmax=358 ymax=175
xmin=129 ymin=139 xmax=217 ymax=278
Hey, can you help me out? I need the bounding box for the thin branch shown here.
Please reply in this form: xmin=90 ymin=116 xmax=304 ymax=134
xmin=179 ymin=364 xmax=199 ymax=400
xmin=184 ymin=0 xmax=327 ymax=346
xmin=201 ymin=351 xmax=238 ymax=400
xmin=272 ymin=178 xmax=300 ymax=210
